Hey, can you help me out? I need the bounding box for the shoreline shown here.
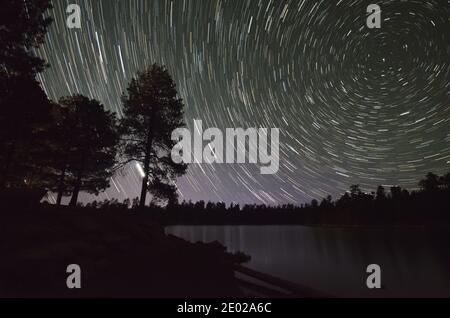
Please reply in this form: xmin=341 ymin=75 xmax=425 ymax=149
xmin=0 ymin=206 xmax=246 ymax=297
xmin=164 ymin=223 xmax=432 ymax=229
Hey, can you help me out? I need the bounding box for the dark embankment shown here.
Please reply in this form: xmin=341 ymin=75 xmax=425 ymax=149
xmin=0 ymin=204 xmax=248 ymax=297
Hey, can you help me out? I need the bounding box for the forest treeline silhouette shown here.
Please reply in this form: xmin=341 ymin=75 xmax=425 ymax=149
xmin=1 ymin=0 xmax=449 ymax=228
xmin=54 ymin=171 xmax=449 ymax=227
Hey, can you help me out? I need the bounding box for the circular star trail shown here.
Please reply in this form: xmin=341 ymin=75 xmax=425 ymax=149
xmin=36 ymin=0 xmax=450 ymax=205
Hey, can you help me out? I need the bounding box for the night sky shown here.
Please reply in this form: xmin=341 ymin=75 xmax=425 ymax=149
xmin=36 ymin=0 xmax=450 ymax=205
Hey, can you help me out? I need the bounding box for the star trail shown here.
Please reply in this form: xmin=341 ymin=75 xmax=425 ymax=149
xmin=36 ymin=0 xmax=450 ymax=205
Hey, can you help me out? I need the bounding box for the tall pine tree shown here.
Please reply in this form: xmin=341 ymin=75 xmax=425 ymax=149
xmin=0 ymin=0 xmax=53 ymax=188
xmin=120 ymin=64 xmax=187 ymax=207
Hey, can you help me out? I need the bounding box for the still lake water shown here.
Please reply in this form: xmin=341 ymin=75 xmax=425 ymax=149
xmin=165 ymin=225 xmax=450 ymax=297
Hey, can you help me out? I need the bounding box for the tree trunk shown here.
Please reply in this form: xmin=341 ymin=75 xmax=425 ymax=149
xmin=69 ymin=172 xmax=82 ymax=207
xmin=139 ymin=133 xmax=152 ymax=208
xmin=139 ymin=161 xmax=149 ymax=208
xmin=56 ymin=165 xmax=66 ymax=205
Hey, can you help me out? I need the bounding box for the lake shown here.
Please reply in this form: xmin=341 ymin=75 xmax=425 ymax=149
xmin=165 ymin=225 xmax=450 ymax=297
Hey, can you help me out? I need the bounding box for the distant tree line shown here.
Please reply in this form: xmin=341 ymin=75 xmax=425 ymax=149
xmin=0 ymin=0 xmax=187 ymax=207
xmin=60 ymin=172 xmax=450 ymax=227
